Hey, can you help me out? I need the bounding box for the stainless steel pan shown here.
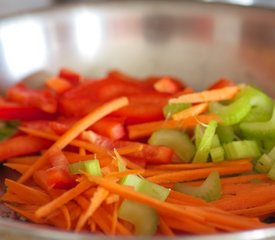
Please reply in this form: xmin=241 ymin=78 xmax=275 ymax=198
xmin=1 ymin=1 xmax=275 ymax=239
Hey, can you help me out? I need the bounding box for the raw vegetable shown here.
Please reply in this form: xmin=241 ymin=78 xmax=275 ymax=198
xmin=0 ymin=69 xmax=275 ymax=237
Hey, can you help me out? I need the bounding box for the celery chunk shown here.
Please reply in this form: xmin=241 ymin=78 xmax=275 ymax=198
xmin=174 ymin=171 xmax=221 ymax=202
xmin=223 ymin=140 xmax=261 ymax=160
xmin=148 ymin=128 xmax=195 ymax=162
xmin=193 ymin=121 xmax=217 ymax=163
xmin=68 ymin=159 xmax=101 ymax=176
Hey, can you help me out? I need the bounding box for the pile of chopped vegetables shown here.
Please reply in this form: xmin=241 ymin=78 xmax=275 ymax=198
xmin=1 ymin=68 xmax=275 ymax=236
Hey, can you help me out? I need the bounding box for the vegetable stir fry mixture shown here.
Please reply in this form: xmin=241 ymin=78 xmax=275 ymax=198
xmin=1 ymin=68 xmax=275 ymax=236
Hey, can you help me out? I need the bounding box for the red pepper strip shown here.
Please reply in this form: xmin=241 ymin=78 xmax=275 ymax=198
xmin=47 ymin=116 xmax=126 ymax=140
xmin=207 ymin=79 xmax=235 ymax=90
xmin=6 ymin=83 xmax=57 ymax=113
xmin=85 ymin=133 xmax=173 ymax=164
xmin=112 ymin=92 xmax=170 ymax=124
xmin=0 ymin=101 xmax=55 ymax=121
xmin=35 ymin=168 xmax=76 ymax=190
xmin=0 ymin=135 xmax=52 ymax=161
xmin=58 ymin=67 xmax=82 ymax=85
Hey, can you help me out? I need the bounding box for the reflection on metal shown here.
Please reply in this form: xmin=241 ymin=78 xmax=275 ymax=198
xmin=73 ymin=10 xmax=102 ymax=59
xmin=0 ymin=18 xmax=47 ymax=83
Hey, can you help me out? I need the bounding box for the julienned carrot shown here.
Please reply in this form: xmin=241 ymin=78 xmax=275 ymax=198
xmin=147 ymin=159 xmax=251 ymax=171
xmin=1 ymin=192 xmax=28 ymax=204
xmin=19 ymin=127 xmax=108 ymax=154
xmin=159 ymin=218 xmax=175 ymax=236
xmin=172 ymin=103 xmax=208 ymax=121
xmin=75 ymin=187 xmax=109 ymax=231
xmin=5 ymin=179 xmax=51 ymax=205
xmin=6 ymin=156 xmax=39 ymax=164
xmin=167 ymin=190 xmax=207 ymax=206
xmin=86 ymin=175 xmax=205 ymax=222
xmin=35 ymin=179 xmax=94 ymax=218
xmin=231 ymin=200 xmax=275 ymax=217
xmin=5 ymin=203 xmax=45 ymax=224
xmin=18 ymin=97 xmax=129 ymax=184
xmin=147 ymin=162 xmax=252 ymax=184
xmin=222 ymin=182 xmax=273 ymax=196
xmin=88 ymin=175 xmax=264 ymax=231
xmin=211 ymin=184 xmax=275 ymax=211
xmin=127 ymin=114 xmax=220 ymax=139
xmin=60 ymin=205 xmax=71 ymax=230
xmin=3 ymin=162 xmax=29 ymax=174
xmin=220 ymin=174 xmax=270 ymax=185
xmin=169 ymin=86 xmax=239 ymax=104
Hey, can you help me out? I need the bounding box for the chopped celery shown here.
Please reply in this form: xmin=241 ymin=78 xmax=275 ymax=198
xmin=223 ymin=140 xmax=261 ymax=160
xmin=118 ymin=200 xmax=159 ymax=236
xmin=136 ymin=179 xmax=170 ymax=201
xmin=195 ymin=124 xmax=204 ymax=148
xmin=148 ymin=128 xmax=195 ymax=162
xmin=210 ymin=146 xmax=225 ymax=163
xmin=211 ymin=134 xmax=221 ymax=148
xmin=119 ymin=175 xmax=169 ymax=236
xmin=263 ymin=139 xmax=275 ymax=153
xmin=193 ymin=121 xmax=217 ymax=163
xmin=68 ymin=159 xmax=101 ymax=176
xmin=255 ymin=154 xmax=274 ymax=173
xmin=216 ymin=125 xmax=236 ymax=143
xmin=174 ymin=171 xmax=221 ymax=202
xmin=240 ymin=106 xmax=275 ymax=140
xmin=239 ymin=85 xmax=274 ymax=122
xmin=209 ymin=95 xmax=251 ymax=126
xmin=209 ymin=85 xmax=274 ymax=126
xmin=120 ymin=174 xmax=142 ymax=187
xmin=268 ymin=163 xmax=275 ymax=181
xmin=163 ymin=103 xmax=191 ymax=118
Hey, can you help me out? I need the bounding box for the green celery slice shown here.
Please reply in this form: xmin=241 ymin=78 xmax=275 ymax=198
xmin=216 ymin=125 xmax=236 ymax=143
xmin=163 ymin=103 xmax=191 ymax=118
xmin=255 ymin=154 xmax=275 ymax=173
xmin=223 ymin=140 xmax=261 ymax=160
xmin=240 ymin=106 xmax=275 ymax=140
xmin=68 ymin=159 xmax=101 ymax=176
xmin=136 ymin=179 xmax=170 ymax=201
xmin=193 ymin=121 xmax=217 ymax=163
xmin=119 ymin=175 xmax=169 ymax=235
xmin=240 ymin=85 xmax=274 ymax=122
xmin=174 ymin=171 xmax=221 ymax=202
xmin=209 ymin=96 xmax=251 ymax=126
xmin=211 ymin=134 xmax=221 ymax=148
xmin=210 ymin=146 xmax=225 ymax=163
xmin=120 ymin=174 xmax=142 ymax=187
xmin=148 ymin=128 xmax=195 ymax=162
xmin=118 ymin=200 xmax=159 ymax=236
xmin=195 ymin=124 xmax=204 ymax=148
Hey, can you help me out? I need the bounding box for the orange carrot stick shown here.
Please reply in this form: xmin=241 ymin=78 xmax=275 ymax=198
xmin=35 ymin=179 xmax=94 ymax=218
xmin=169 ymin=86 xmax=239 ymax=104
xmin=211 ymin=184 xmax=275 ymax=211
xmin=5 ymin=179 xmax=51 ymax=205
xmin=75 ymin=187 xmax=109 ymax=231
xmin=45 ymin=76 xmax=73 ymax=93
xmin=172 ymin=103 xmax=208 ymax=121
xmin=159 ymin=218 xmax=175 ymax=236
xmin=6 ymin=156 xmax=39 ymax=164
xmin=19 ymin=97 xmax=129 ymax=183
xmin=86 ymin=175 xmax=205 ymax=222
xmin=3 ymin=163 xmax=29 ymax=174
xmin=147 ymin=162 xmax=252 ymax=184
xmin=127 ymin=114 xmax=220 ymax=139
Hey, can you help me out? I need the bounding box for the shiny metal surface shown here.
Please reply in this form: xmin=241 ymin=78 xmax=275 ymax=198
xmin=1 ymin=0 xmax=275 ymax=239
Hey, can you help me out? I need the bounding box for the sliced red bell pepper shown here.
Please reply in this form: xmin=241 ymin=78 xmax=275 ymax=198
xmin=6 ymin=83 xmax=57 ymax=113
xmin=0 ymin=99 xmax=56 ymax=121
xmin=84 ymin=132 xmax=173 ymax=164
xmin=35 ymin=167 xmax=76 ymax=190
xmin=112 ymin=92 xmax=170 ymax=124
xmin=0 ymin=135 xmax=52 ymax=161
xmin=207 ymin=78 xmax=235 ymax=90
xmin=58 ymin=67 xmax=82 ymax=85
